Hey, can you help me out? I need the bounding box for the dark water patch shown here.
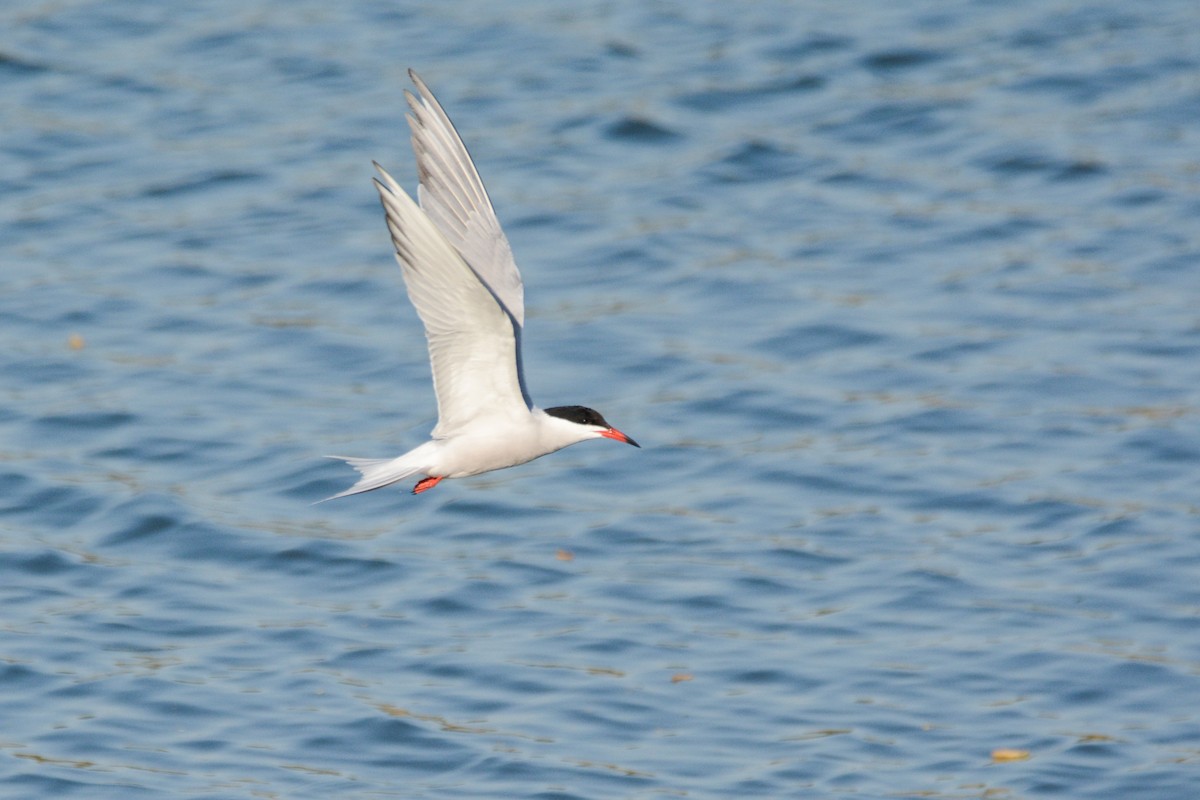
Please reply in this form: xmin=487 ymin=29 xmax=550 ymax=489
xmin=0 ymin=662 xmax=56 ymax=692
xmin=4 ymin=483 xmax=105 ymax=528
xmin=1083 ymin=517 xmax=1138 ymax=543
xmin=1008 ymin=73 xmax=1110 ymax=104
xmin=548 ymin=112 xmax=598 ymax=137
xmin=492 ymin=558 xmax=572 ymax=587
xmin=255 ymin=624 xmax=331 ymax=654
xmin=4 ymin=128 xmax=96 ymax=164
xmin=1053 ymin=159 xmax=1107 ymax=181
xmin=413 ymin=659 xmax=474 ymax=682
xmin=980 ymin=150 xmax=1059 ymax=176
xmin=735 ymin=570 xmax=796 ymax=592
xmin=292 ymin=338 xmax=380 ymax=376
xmin=769 ymin=33 xmax=854 ymax=60
xmin=583 ymin=523 xmax=671 ymax=552
xmin=33 ymin=411 xmax=136 ymax=435
xmin=605 ymin=39 xmax=639 ymax=59
xmin=1009 ymin=8 xmax=1144 ymax=48
xmin=2 ymin=549 xmax=78 ymax=577
xmin=765 ymin=546 xmax=852 ymax=571
xmin=508 ymin=210 xmax=582 ymax=238
xmin=603 ymin=116 xmax=681 ymax=144
xmin=676 ymin=74 xmax=824 ymax=111
xmin=0 ymin=50 xmax=50 ymax=76
xmin=681 ymin=592 xmax=738 ymax=612
xmin=1120 ymin=428 xmax=1200 ymax=464
xmin=296 ymin=276 xmax=380 ymax=298
xmin=182 ymin=28 xmax=256 ymax=55
xmin=4 ymin=773 xmax=151 ymax=799
xmin=97 ymin=436 xmax=228 ymax=465
xmin=761 ymin=467 xmax=864 ymax=497
xmin=890 ymin=407 xmax=989 ymax=436
xmin=264 ymin=542 xmax=404 ymax=584
xmin=561 ymin=241 xmax=668 ymax=285
xmin=704 ymin=140 xmax=812 ymax=183
xmin=1065 ymin=739 xmax=1120 ymax=761
xmin=1140 ymin=249 xmax=1200 ymax=278
xmin=97 ymin=71 xmax=165 ymax=97
xmin=993 ymin=649 xmax=1061 ymax=675
xmin=1010 ymin=62 xmax=1159 ymax=105
xmin=1020 ymin=498 xmax=1094 ymax=531
xmin=290 ymin=465 xmax=353 ymax=504
xmin=907 ymin=488 xmax=1019 ymax=515
xmin=564 ymin=704 xmax=658 ymax=740
xmin=574 ymin=635 xmax=644 ymax=657
xmin=620 ymin=352 xmax=690 ymax=379
xmin=271 ymin=55 xmax=350 ymax=83
xmin=175 ymin=737 xmax=229 ymax=754
xmin=684 ymin=387 xmax=822 ymax=430
xmin=231 ymin=269 xmax=279 ymax=290
xmin=940 ymin=215 xmax=1049 ymax=245
xmin=1104 ymin=337 xmax=1200 ymax=360
xmin=95 ymin=605 xmax=242 ymax=641
xmin=443 ymin=497 xmax=560 ymax=523
xmin=100 ymin=498 xmax=260 ymax=566
xmin=168 ymin=519 xmax=270 ymax=564
xmin=101 ymin=510 xmax=179 ymax=546
xmin=140 ymin=169 xmax=264 ymax=199
xmin=998 ymin=276 xmax=1120 ymax=304
xmin=817 ymin=168 xmax=914 ymax=193
xmin=892 ymin=568 xmax=975 ymax=611
xmin=145 ymin=313 xmax=222 ymax=335
xmin=913 ymin=338 xmax=1001 ymax=363
xmin=975 ymin=147 xmax=1108 ymax=182
xmin=861 ymin=47 xmax=943 ymax=72
xmin=420 ymin=594 xmax=476 ymax=616
xmin=1112 ymin=188 xmax=1167 ymax=207
xmin=758 ymin=322 xmax=885 ymax=360
xmin=0 ymin=470 xmax=35 ymax=499
xmin=325 ymin=646 xmax=404 ymax=672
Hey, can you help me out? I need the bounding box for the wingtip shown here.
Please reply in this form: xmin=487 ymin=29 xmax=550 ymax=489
xmin=372 ymin=163 xmax=403 ymax=197
xmin=370 ymin=176 xmax=388 ymax=202
xmin=408 ymin=68 xmax=428 ymax=94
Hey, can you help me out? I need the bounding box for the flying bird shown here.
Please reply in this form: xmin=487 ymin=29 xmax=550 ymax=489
xmin=325 ymin=70 xmax=638 ymax=500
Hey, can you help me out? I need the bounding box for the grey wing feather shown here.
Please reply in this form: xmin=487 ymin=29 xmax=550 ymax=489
xmin=406 ymin=69 xmax=526 ymax=328
xmin=373 ymin=165 xmax=530 ymax=437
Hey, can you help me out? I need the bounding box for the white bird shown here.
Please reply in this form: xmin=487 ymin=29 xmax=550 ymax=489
xmin=325 ymin=70 xmax=638 ymax=500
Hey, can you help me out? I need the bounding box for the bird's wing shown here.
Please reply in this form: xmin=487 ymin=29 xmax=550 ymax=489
xmin=373 ymin=164 xmax=530 ymax=438
xmin=405 ymin=70 xmax=526 ymax=329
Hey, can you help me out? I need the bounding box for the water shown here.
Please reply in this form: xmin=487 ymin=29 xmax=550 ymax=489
xmin=2 ymin=0 xmax=1199 ymax=797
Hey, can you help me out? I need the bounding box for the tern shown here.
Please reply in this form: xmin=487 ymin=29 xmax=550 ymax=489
xmin=325 ymin=70 xmax=638 ymax=500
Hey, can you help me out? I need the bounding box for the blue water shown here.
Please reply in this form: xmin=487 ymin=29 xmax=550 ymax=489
xmin=3 ymin=0 xmax=1199 ymax=797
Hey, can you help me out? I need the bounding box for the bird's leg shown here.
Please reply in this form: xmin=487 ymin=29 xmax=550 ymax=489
xmin=412 ymin=476 xmax=443 ymax=494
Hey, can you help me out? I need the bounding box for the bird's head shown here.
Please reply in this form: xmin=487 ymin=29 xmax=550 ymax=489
xmin=543 ymin=405 xmax=639 ymax=448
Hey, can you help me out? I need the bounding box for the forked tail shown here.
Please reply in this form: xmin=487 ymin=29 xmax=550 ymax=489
xmin=318 ymin=455 xmax=425 ymax=502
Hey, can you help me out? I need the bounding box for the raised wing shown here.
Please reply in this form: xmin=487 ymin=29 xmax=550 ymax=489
xmin=405 ymin=70 xmax=526 ymax=328
xmin=373 ymin=164 xmax=530 ymax=438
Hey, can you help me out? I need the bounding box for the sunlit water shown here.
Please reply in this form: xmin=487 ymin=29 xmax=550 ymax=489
xmin=3 ymin=1 xmax=1199 ymax=797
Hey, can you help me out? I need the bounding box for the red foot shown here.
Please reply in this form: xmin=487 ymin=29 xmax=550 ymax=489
xmin=412 ymin=476 xmax=443 ymax=494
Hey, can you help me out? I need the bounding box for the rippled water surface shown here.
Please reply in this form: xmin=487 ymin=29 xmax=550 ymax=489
xmin=3 ymin=1 xmax=1200 ymax=797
